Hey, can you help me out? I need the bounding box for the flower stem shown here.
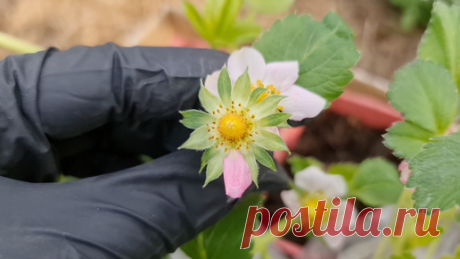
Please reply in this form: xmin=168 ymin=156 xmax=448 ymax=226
xmin=0 ymin=32 xmax=43 ymax=54
xmin=372 ymin=188 xmax=414 ymax=259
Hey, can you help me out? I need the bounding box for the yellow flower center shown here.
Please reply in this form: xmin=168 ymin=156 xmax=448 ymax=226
xmin=218 ymin=113 xmax=248 ymax=141
xmin=301 ymin=194 xmax=329 ymax=222
xmin=251 ymin=80 xmax=283 ymax=110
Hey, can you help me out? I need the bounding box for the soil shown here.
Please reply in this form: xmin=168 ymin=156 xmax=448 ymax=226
xmin=0 ymin=0 xmax=423 ymax=83
xmin=265 ymin=110 xmax=401 ymax=245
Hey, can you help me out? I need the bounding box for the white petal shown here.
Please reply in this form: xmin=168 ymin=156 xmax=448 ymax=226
xmin=227 ymin=47 xmax=266 ymax=83
xmin=322 ymin=174 xmax=348 ymax=198
xmin=204 ymin=70 xmax=220 ymax=97
xmin=262 ymin=61 xmax=299 ymax=91
xmin=279 ymin=85 xmax=326 ymax=121
xmin=323 ymin=234 xmax=346 ymax=251
xmin=280 ymin=190 xmax=301 ymax=213
xmin=294 ymin=166 xmax=329 ymax=193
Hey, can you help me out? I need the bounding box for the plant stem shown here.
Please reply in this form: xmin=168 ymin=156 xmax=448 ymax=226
xmin=0 ymin=32 xmax=43 ymax=54
xmin=372 ymin=188 xmax=414 ymax=259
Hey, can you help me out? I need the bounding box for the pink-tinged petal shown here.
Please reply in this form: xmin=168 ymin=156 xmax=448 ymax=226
xmin=204 ymin=70 xmax=220 ymax=97
xmin=398 ymin=161 xmax=411 ymax=185
xmin=262 ymin=61 xmax=299 ymax=91
xmin=268 ymin=126 xmax=280 ymax=136
xmin=398 ymin=161 xmax=414 ymax=192
xmin=223 ymin=150 xmax=253 ymax=198
xmin=227 ymin=47 xmax=266 ymax=83
xmin=280 ymin=85 xmax=326 ymax=121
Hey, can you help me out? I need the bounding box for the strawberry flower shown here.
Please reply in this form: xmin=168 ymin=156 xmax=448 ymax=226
xmin=205 ymin=47 xmax=326 ymax=121
xmin=179 ymin=67 xmax=291 ymax=198
xmin=280 ymin=166 xmax=355 ymax=251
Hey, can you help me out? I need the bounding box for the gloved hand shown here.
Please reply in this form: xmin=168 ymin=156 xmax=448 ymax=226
xmin=0 ymin=43 xmax=289 ymax=259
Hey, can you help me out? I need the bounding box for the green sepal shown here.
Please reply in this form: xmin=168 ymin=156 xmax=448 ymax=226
xmin=276 ymin=120 xmax=291 ymax=129
xmin=180 ymin=109 xmax=215 ymax=129
xmin=253 ymin=129 xmax=290 ymax=154
xmin=199 ymin=84 xmax=222 ymax=113
xmin=256 ymin=113 xmax=292 ymax=127
xmin=200 ymin=148 xmax=216 ymax=173
xmin=204 ymin=149 xmax=227 ymax=186
xmin=217 ymin=67 xmax=232 ymax=107
xmin=252 ymin=145 xmax=276 ymax=171
xmin=231 ymin=68 xmax=251 ymax=106
xmin=242 ymin=149 xmax=259 ymax=188
xmin=251 ymin=95 xmax=286 ymax=118
xmin=179 ymin=126 xmax=213 ymax=150
xmin=247 ymin=87 xmax=269 ymax=107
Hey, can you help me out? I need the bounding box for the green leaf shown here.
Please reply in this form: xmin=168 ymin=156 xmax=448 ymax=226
xmin=419 ymin=2 xmax=460 ymax=89
xmin=218 ymin=68 xmax=232 ymax=106
xmin=245 ymin=0 xmax=295 ymax=14
xmin=179 ymin=126 xmax=213 ymax=150
xmin=384 ymin=59 xmax=458 ymax=159
xmin=252 ymin=145 xmax=276 ymax=171
xmin=387 ymin=60 xmax=457 ymax=134
xmin=408 ymin=133 xmax=460 ymax=211
xmin=181 ymin=194 xmax=262 ymax=259
xmin=256 ymin=113 xmax=292 ymax=127
xmin=199 ymin=85 xmax=222 ymax=113
xmin=349 ymin=158 xmax=404 ymax=207
xmin=328 ymin=162 xmax=358 ymax=186
xmin=322 ymin=12 xmax=354 ymax=41
xmin=204 ymin=149 xmax=227 ymax=186
xmin=183 ymin=2 xmax=209 ymax=41
xmin=181 ymin=109 xmax=215 ymax=129
xmin=253 ymin=14 xmax=359 ymax=101
xmin=232 ymin=68 xmax=251 ymax=105
xmin=287 ymin=155 xmax=324 ymax=173
xmin=384 ymin=121 xmax=433 ymax=159
xmin=253 ymin=129 xmax=289 ymax=153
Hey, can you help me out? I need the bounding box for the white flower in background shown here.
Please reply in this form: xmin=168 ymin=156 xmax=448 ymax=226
xmin=205 ymin=47 xmax=327 ymax=121
xmin=280 ymin=166 xmax=356 ymax=251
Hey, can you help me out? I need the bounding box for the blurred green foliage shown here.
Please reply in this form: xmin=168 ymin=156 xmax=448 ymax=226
xmin=183 ymin=0 xmax=262 ymax=50
xmin=389 ymin=0 xmax=460 ymax=31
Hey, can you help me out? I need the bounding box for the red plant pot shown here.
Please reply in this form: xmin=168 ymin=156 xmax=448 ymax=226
xmin=274 ymin=90 xmax=403 ymax=165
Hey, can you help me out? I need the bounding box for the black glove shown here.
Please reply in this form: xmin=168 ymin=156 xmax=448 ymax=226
xmin=0 ymin=43 xmax=289 ymax=259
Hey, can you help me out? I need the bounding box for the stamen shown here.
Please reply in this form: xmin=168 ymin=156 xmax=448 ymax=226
xmin=224 ymin=148 xmax=228 ymax=152
xmin=251 ymin=114 xmax=255 ymax=118
xmin=278 ymin=106 xmax=284 ymax=111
